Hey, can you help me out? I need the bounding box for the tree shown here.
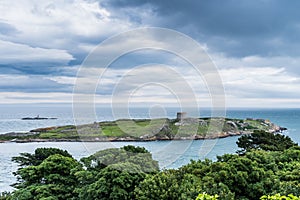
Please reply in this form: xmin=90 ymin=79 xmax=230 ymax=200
xmin=9 ymin=143 xmax=300 ymax=200
xmin=12 ymin=147 xmax=74 ymax=189
xmin=77 ymin=163 xmax=145 ymax=200
xmin=76 ymin=145 xmax=159 ymax=200
xmin=10 ymin=154 xmax=82 ymax=200
xmin=122 ymin=145 xmax=149 ymax=153
xmin=12 ymin=147 xmax=72 ymax=167
xmin=80 ymin=145 xmax=159 ymax=173
xmin=135 ymin=169 xmax=202 ymax=200
xmin=236 ymin=130 xmax=297 ymax=154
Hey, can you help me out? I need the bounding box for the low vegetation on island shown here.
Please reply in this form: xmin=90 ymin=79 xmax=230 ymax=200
xmin=1 ymin=130 xmax=300 ymax=200
xmin=0 ymin=116 xmax=286 ymax=142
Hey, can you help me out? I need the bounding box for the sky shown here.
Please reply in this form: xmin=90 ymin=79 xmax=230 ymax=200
xmin=1 ymin=0 xmax=300 ymax=108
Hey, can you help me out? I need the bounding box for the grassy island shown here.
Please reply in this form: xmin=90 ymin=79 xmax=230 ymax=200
xmin=0 ymin=116 xmax=286 ymax=143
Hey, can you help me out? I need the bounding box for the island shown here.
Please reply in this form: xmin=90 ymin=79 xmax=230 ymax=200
xmin=0 ymin=113 xmax=286 ymax=143
xmin=21 ymin=115 xmax=57 ymax=120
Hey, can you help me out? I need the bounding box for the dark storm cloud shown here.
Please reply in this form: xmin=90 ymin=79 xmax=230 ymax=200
xmin=102 ymin=0 xmax=300 ymax=57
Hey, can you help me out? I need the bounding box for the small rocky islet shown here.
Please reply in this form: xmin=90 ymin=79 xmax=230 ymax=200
xmin=21 ymin=115 xmax=57 ymax=120
xmin=0 ymin=112 xmax=286 ymax=143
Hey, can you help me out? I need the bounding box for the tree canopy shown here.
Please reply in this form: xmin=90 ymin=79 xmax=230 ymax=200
xmin=236 ymin=130 xmax=297 ymax=154
xmin=12 ymin=147 xmax=72 ymax=167
xmin=4 ymin=133 xmax=300 ymax=200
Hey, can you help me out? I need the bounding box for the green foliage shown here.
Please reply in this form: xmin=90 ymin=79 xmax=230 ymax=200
xmin=9 ymin=145 xmax=159 ymax=200
xmin=11 ymin=147 xmax=74 ymax=190
xmin=135 ymin=169 xmax=202 ymax=200
xmin=12 ymin=147 xmax=72 ymax=167
xmin=80 ymin=145 xmax=159 ymax=173
xmin=76 ymin=145 xmax=159 ymax=200
xmin=181 ymin=146 xmax=300 ymax=200
xmin=122 ymin=145 xmax=149 ymax=153
xmin=77 ymin=163 xmax=145 ymax=200
xmin=237 ymin=130 xmax=297 ymax=154
xmin=196 ymin=193 xmax=219 ymax=200
xmin=6 ymin=140 xmax=300 ymax=200
xmin=260 ymin=193 xmax=300 ymax=200
xmin=11 ymin=154 xmax=82 ymax=200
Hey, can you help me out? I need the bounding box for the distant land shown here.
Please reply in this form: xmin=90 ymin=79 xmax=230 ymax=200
xmin=21 ymin=115 xmax=57 ymax=120
xmin=0 ymin=112 xmax=286 ymax=143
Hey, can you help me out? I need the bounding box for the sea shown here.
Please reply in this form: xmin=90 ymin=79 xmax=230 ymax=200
xmin=1 ymin=104 xmax=300 ymax=192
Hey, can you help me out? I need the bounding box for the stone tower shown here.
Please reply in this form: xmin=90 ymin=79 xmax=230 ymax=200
xmin=176 ymin=112 xmax=187 ymax=121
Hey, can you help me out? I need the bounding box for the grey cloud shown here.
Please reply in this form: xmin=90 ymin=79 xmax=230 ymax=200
xmin=109 ymin=49 xmax=187 ymax=69
xmin=0 ymin=75 xmax=73 ymax=93
xmin=0 ymin=64 xmax=78 ymax=77
xmin=0 ymin=22 xmax=19 ymax=35
xmin=101 ymin=0 xmax=300 ymax=57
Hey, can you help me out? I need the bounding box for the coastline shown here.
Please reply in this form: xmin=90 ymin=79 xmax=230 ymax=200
xmin=0 ymin=132 xmax=249 ymax=143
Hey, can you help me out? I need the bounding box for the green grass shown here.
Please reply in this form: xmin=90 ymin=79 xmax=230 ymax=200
xmin=39 ymin=132 xmax=79 ymax=139
xmin=0 ymin=133 xmax=41 ymax=141
xmin=244 ymin=120 xmax=269 ymax=131
xmin=101 ymin=126 xmax=126 ymax=137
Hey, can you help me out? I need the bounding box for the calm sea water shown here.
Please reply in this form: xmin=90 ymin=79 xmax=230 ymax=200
xmin=0 ymin=104 xmax=300 ymax=192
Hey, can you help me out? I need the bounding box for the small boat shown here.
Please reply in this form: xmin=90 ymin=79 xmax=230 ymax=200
xmin=21 ymin=115 xmax=57 ymax=120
